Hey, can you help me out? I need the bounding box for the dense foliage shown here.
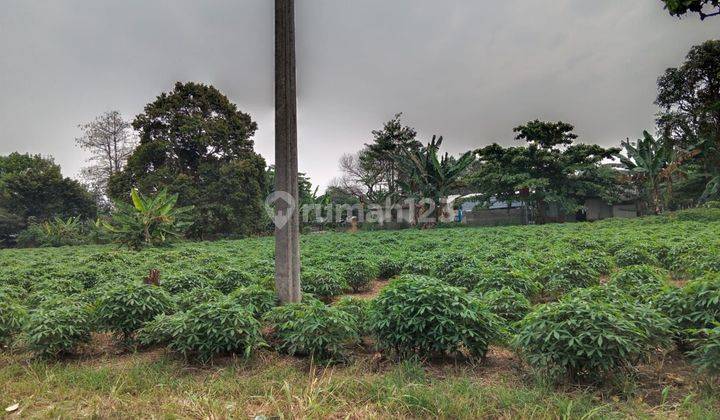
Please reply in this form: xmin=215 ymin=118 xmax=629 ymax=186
xmin=514 ymin=287 xmax=672 ymax=381
xmin=108 ymin=82 xmax=267 ymax=239
xmin=0 ymin=153 xmax=96 ymax=246
xmin=264 ymin=298 xmax=359 ymax=360
xmin=24 ymin=300 xmax=93 ymax=357
xmin=0 ymin=207 xmax=718 ymax=388
xmin=661 ymin=0 xmax=720 ymax=19
xmin=95 ymin=282 xmax=175 ymax=340
xmin=656 ymin=274 xmax=720 ymax=342
xmin=369 ymin=275 xmax=500 ymax=359
xmin=165 ymin=299 xmax=264 ymax=362
xmin=0 ymin=299 xmax=25 ymax=346
xmin=103 ymin=189 xmax=193 ymax=249
xmin=689 ymin=325 xmax=720 ymax=376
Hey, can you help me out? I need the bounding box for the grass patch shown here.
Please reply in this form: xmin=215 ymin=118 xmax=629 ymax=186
xmin=1 ymin=351 xmax=718 ymax=418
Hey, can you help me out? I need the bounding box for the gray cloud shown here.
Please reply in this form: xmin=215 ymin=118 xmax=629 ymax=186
xmin=0 ymin=0 xmax=716 ymax=188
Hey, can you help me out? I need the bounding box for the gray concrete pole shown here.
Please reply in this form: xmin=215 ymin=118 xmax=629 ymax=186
xmin=274 ymin=0 xmax=301 ymax=303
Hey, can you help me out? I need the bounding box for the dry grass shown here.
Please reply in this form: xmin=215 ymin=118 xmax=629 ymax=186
xmin=1 ymin=337 xmax=718 ymax=419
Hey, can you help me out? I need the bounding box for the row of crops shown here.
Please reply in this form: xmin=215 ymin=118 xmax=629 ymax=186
xmin=1 ymin=208 xmax=720 ymax=382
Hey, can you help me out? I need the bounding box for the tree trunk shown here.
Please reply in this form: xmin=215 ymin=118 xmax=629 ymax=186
xmin=651 ymin=179 xmax=661 ymax=215
xmin=274 ymin=0 xmax=301 ymax=303
xmin=536 ymin=199 xmax=546 ymax=225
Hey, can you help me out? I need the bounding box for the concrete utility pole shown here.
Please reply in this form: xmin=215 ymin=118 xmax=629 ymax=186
xmin=274 ymin=0 xmax=301 ymax=303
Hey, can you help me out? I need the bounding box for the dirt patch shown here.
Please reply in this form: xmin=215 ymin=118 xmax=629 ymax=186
xmin=345 ymin=279 xmax=389 ymax=300
xmin=633 ymin=349 xmax=700 ymax=406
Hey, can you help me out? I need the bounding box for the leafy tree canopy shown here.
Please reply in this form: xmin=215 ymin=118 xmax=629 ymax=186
xmin=472 ymin=121 xmax=620 ymax=223
xmin=662 ymin=0 xmax=720 ymax=19
xmin=0 ymin=153 xmax=96 ymax=245
xmin=656 ymin=40 xmax=720 ymax=201
xmin=109 ymin=82 xmax=267 ymax=239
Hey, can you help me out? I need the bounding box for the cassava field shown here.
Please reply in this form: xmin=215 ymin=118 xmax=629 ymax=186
xmin=2 ymin=209 xmax=720 ymax=418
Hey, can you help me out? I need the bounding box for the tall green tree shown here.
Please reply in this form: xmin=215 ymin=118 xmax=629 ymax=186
xmin=108 ymin=82 xmax=267 ymax=239
xmin=656 ymin=40 xmax=720 ymax=202
xmin=361 ymin=113 xmax=422 ymax=197
xmin=472 ymin=121 xmax=619 ymax=224
xmin=0 ymin=153 xmax=96 ymax=246
xmin=661 ymin=0 xmax=719 ymax=19
xmin=265 ymin=165 xmax=314 ymax=207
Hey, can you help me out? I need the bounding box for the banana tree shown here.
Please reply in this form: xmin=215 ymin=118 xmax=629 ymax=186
xmin=620 ymin=131 xmax=673 ymax=214
xmin=398 ymin=136 xmax=476 ymax=223
xmin=103 ymin=189 xmax=193 ymax=249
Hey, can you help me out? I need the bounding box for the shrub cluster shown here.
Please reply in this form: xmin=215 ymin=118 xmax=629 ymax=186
xmin=24 ymin=300 xmax=93 ymax=357
xmin=139 ymin=299 xmax=264 ymax=362
xmin=301 ymin=268 xmax=347 ymax=300
xmin=539 ymin=255 xmax=600 ymax=298
xmin=334 ymin=296 xmax=371 ymax=335
xmin=610 ymin=265 xmax=668 ymax=301
xmin=343 ymin=259 xmax=379 ymax=293
xmin=480 ymin=287 xmax=531 ymax=326
xmin=655 ymin=274 xmax=720 ymax=343
xmin=227 ymin=284 xmax=277 ymax=317
xmin=514 ymin=287 xmax=671 ymax=381
xmin=264 ymin=298 xmax=359 ymax=360
xmin=0 ymin=299 xmax=25 ymax=346
xmin=95 ymin=282 xmax=175 ymax=339
xmin=689 ymin=326 xmax=720 ymax=377
xmin=369 ymin=275 xmax=500 ymax=359
xmin=475 ymin=267 xmax=540 ymax=298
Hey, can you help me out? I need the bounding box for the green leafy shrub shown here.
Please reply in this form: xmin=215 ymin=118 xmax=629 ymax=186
xmin=369 ymin=275 xmax=500 ymax=359
xmin=443 ymin=265 xmax=483 ymax=290
xmin=377 ymin=256 xmax=404 ymax=279
xmin=539 ymin=255 xmax=600 ymax=298
xmin=0 ymin=285 xmax=25 ymax=302
xmin=162 ymin=273 xmax=209 ymax=294
xmin=30 ymin=278 xmax=85 ymax=302
xmin=166 ymin=299 xmax=264 ymax=362
xmin=610 ymin=265 xmax=668 ymax=301
xmin=480 ymin=288 xmax=531 ymax=325
xmin=674 ymin=208 xmax=720 ymax=222
xmin=137 ymin=313 xmax=184 ymax=347
xmin=343 ymin=259 xmax=379 ymax=293
xmin=689 ymin=325 xmax=720 ymax=377
xmin=435 ymin=252 xmax=472 ymax=274
xmin=301 ymin=268 xmax=347 ymax=300
xmin=264 ymin=298 xmax=359 ymax=360
xmin=614 ymin=246 xmax=659 ymax=268
xmin=227 ymin=284 xmax=277 ymax=317
xmin=655 ymin=275 xmax=720 ymax=343
xmin=475 ymin=267 xmax=540 ymax=298
xmin=334 ymin=296 xmax=371 ymax=335
xmin=16 ymin=217 xmax=89 ymax=248
xmin=24 ymin=301 xmax=92 ymax=357
xmin=213 ymin=268 xmax=254 ymax=294
xmin=0 ymin=299 xmax=25 ymax=346
xmin=174 ymin=286 xmax=224 ymax=311
xmin=579 ymin=251 xmax=614 ymax=275
xmin=401 ymin=254 xmax=437 ymax=276
xmin=65 ymin=267 xmax=105 ymax=289
xmin=95 ymin=282 xmax=175 ymax=339
xmin=514 ymin=288 xmax=671 ymax=381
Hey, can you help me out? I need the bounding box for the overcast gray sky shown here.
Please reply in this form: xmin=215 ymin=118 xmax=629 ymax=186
xmin=0 ymin=1 xmax=717 ymax=189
